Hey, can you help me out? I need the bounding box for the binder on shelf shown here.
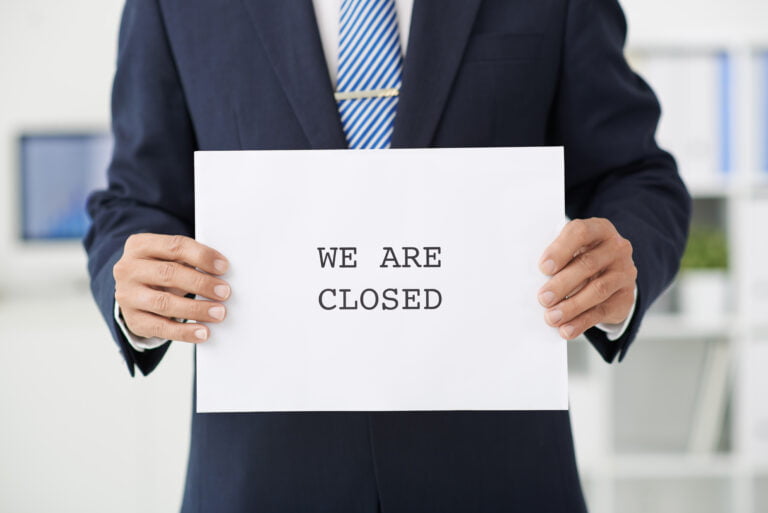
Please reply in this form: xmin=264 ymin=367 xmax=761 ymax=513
xmin=744 ymin=340 xmax=768 ymax=460
xmin=687 ymin=340 xmax=731 ymax=453
xmin=631 ymin=51 xmax=732 ymax=190
xmin=746 ymin=199 xmax=768 ymax=321
xmin=718 ymin=53 xmax=732 ymax=178
xmin=761 ymin=52 xmax=768 ymax=175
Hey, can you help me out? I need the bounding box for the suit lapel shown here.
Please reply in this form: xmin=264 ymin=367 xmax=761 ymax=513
xmin=241 ymin=0 xmax=347 ymax=149
xmin=391 ymin=0 xmax=483 ymax=148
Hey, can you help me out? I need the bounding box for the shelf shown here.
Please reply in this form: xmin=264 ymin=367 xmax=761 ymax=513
xmin=750 ymin=461 xmax=768 ymax=475
xmin=628 ymin=37 xmax=768 ymax=53
xmin=685 ymin=181 xmax=733 ymax=198
xmin=746 ymin=175 xmax=768 ymax=198
xmin=583 ymin=454 xmax=740 ymax=479
xmin=681 ymin=174 xmax=768 ymax=199
xmin=641 ymin=313 xmax=733 ymax=340
xmin=574 ymin=36 xmax=766 ymax=513
xmin=614 ymin=173 xmax=768 ymax=199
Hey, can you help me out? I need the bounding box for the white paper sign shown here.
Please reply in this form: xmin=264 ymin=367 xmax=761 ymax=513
xmin=195 ymin=147 xmax=566 ymax=412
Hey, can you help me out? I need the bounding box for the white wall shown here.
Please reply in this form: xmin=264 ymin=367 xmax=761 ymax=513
xmin=0 ymin=0 xmax=124 ymax=290
xmin=0 ymin=2 xmax=192 ymax=512
xmin=0 ymin=0 xmax=765 ymax=512
xmin=0 ymin=295 xmax=193 ymax=512
xmin=622 ymin=0 xmax=768 ymax=46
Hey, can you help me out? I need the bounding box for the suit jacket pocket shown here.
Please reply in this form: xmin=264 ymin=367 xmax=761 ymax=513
xmin=463 ymin=33 xmax=543 ymax=62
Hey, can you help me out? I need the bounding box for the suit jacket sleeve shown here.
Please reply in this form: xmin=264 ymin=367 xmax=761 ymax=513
xmin=553 ymin=0 xmax=691 ymax=362
xmin=83 ymin=0 xmax=196 ymax=376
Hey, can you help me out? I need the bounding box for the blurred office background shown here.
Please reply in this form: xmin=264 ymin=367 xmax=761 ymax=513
xmin=0 ymin=0 xmax=767 ymax=512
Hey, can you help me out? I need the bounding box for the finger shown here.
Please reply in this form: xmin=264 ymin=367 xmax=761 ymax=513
xmin=123 ymin=309 xmax=210 ymax=343
xmin=125 ymin=234 xmax=229 ymax=275
xmin=537 ymin=240 xmax=618 ymax=307
xmin=538 ymin=218 xmax=615 ymax=276
xmin=543 ymin=271 xmax=627 ymax=327
xmin=564 ymin=279 xmax=589 ymax=299
xmin=555 ymin=290 xmax=634 ymax=340
xmin=538 ymin=277 xmax=590 ymax=310
xmin=134 ymin=261 xmax=231 ymax=301
xmin=163 ymin=287 xmax=190 ymax=297
xmin=132 ymin=287 xmax=227 ymax=323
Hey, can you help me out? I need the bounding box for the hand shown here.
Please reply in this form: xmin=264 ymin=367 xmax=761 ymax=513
xmin=537 ymin=218 xmax=637 ymax=340
xmin=113 ymin=234 xmax=231 ymax=343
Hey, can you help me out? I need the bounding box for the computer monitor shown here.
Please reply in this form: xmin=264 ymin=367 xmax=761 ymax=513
xmin=19 ymin=132 xmax=111 ymax=241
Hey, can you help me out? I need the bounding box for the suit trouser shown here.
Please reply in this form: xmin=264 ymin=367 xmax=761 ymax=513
xmin=180 ymin=408 xmax=588 ymax=513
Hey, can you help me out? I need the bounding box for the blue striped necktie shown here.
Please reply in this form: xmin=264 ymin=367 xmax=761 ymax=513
xmin=336 ymin=0 xmax=403 ymax=149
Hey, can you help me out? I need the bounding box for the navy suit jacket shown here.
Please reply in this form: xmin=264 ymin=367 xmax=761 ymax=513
xmin=85 ymin=0 xmax=690 ymax=511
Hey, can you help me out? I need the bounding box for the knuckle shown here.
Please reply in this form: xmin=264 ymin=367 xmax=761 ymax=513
xmin=596 ymin=217 xmax=612 ymax=232
xmin=125 ymin=233 xmax=145 ymax=252
xmin=167 ymin=235 xmax=187 ymax=259
xmin=577 ymin=252 xmax=597 ymax=275
xmin=620 ymin=263 xmax=637 ymax=282
xmin=158 ymin=262 xmax=176 ymax=285
xmin=619 ymin=237 xmax=633 ymax=257
xmin=149 ymin=321 xmax=166 ymax=339
xmin=152 ymin=292 xmax=171 ymax=314
xmin=546 ymin=241 xmax=565 ymax=263
xmin=595 ymin=302 xmax=609 ymax=321
xmin=123 ymin=315 xmax=143 ymax=335
xmin=168 ymin=323 xmax=187 ymax=342
xmin=114 ymin=286 xmax=129 ymax=305
xmin=188 ymin=299 xmax=209 ymax=321
xmin=123 ymin=313 xmax=138 ymax=330
xmin=193 ymin=272 xmax=209 ymax=293
xmin=112 ymin=260 xmax=126 ymax=280
xmin=189 ymin=300 xmax=206 ymax=320
xmin=570 ymin=292 xmax=586 ymax=311
xmin=593 ymin=278 xmax=610 ymax=299
xmin=570 ymin=219 xmax=588 ymax=239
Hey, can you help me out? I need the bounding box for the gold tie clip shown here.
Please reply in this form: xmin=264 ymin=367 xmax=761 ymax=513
xmin=334 ymin=87 xmax=400 ymax=101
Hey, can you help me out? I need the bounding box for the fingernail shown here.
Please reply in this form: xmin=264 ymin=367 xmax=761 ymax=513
xmin=546 ymin=309 xmax=563 ymax=325
xmin=214 ymin=259 xmax=229 ymax=273
xmin=560 ymin=325 xmax=575 ymax=339
xmin=214 ymin=284 xmax=231 ymax=299
xmin=195 ymin=328 xmax=208 ymax=340
xmin=540 ymin=259 xmax=556 ymax=275
xmin=209 ymin=306 xmax=226 ymax=320
xmin=538 ymin=291 xmax=555 ymax=307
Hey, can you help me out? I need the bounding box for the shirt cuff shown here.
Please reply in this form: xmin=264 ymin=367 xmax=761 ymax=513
xmin=113 ymin=300 xmax=169 ymax=351
xmin=595 ymin=285 xmax=638 ymax=341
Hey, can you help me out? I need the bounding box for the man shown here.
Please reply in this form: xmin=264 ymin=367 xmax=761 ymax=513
xmin=85 ymin=0 xmax=691 ymax=511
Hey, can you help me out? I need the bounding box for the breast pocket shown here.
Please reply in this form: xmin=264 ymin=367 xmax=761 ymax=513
xmin=435 ymin=32 xmax=549 ymax=147
xmin=463 ymin=33 xmax=543 ymax=63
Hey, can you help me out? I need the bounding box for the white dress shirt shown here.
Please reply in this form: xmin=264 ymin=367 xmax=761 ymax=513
xmin=117 ymin=0 xmax=634 ymax=351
